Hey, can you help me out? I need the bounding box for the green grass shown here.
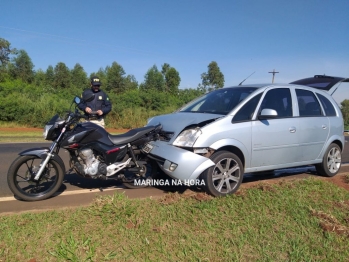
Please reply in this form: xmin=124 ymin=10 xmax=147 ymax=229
xmin=1 ymin=178 xmax=349 ymax=261
xmin=0 ymin=125 xmax=125 ymax=143
xmin=0 ymin=130 xmax=46 ymax=143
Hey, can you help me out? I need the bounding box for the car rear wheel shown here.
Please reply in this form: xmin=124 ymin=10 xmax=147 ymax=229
xmin=315 ymin=143 xmax=341 ymax=177
xmin=201 ymin=151 xmax=243 ymax=197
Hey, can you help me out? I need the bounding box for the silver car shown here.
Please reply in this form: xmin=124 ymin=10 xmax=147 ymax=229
xmin=144 ymin=84 xmax=345 ymax=197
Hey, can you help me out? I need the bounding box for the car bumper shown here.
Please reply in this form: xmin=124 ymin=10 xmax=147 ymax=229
xmin=145 ymin=140 xmax=215 ymax=181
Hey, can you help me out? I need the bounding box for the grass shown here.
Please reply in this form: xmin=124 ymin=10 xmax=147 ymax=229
xmin=1 ymin=178 xmax=349 ymax=261
xmin=0 ymin=124 xmax=125 ymax=143
xmin=0 ymin=129 xmax=46 ymax=143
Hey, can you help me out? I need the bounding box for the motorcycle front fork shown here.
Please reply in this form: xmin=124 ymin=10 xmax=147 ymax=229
xmin=33 ymin=141 xmax=59 ymax=181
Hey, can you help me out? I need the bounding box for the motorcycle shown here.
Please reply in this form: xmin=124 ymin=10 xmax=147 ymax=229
xmin=7 ymin=94 xmax=162 ymax=201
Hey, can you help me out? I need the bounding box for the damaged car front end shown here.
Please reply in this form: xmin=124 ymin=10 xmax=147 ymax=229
xmin=143 ymin=87 xmax=259 ymax=196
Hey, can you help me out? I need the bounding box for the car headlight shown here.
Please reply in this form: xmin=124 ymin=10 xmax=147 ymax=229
xmin=43 ymin=124 xmax=53 ymax=139
xmin=173 ymin=127 xmax=202 ymax=147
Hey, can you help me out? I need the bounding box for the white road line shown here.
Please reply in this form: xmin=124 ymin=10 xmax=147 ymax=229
xmin=0 ymin=187 xmax=124 ymax=202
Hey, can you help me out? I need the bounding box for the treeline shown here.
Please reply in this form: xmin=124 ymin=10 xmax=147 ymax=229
xmin=1 ymin=37 xmax=348 ymax=129
xmin=0 ymin=38 xmax=226 ymax=128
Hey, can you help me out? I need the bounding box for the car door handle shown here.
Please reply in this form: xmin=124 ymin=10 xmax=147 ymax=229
xmin=289 ymin=127 xmax=296 ymax=133
xmin=322 ymin=125 xmax=327 ymax=130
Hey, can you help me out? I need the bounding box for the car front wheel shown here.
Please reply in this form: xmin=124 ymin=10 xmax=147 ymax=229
xmin=315 ymin=143 xmax=342 ymax=177
xmin=201 ymin=151 xmax=244 ymax=197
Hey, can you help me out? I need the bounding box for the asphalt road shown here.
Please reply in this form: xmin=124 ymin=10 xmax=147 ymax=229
xmin=0 ymin=136 xmax=348 ymax=214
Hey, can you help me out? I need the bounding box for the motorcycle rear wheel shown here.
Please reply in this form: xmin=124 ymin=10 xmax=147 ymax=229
xmin=7 ymin=155 xmax=64 ymax=201
xmin=122 ymin=160 xmax=156 ymax=189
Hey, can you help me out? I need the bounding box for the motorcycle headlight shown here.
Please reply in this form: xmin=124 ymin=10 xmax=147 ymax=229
xmin=173 ymin=127 xmax=202 ymax=147
xmin=43 ymin=124 xmax=53 ymax=139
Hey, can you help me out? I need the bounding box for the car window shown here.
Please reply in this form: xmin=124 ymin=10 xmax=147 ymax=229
xmin=258 ymin=88 xmax=292 ymax=118
xmin=232 ymin=93 xmax=262 ymax=122
xmin=296 ymin=89 xmax=323 ymax=117
xmin=179 ymin=87 xmax=258 ymax=115
xmin=316 ymin=93 xmax=337 ymax=116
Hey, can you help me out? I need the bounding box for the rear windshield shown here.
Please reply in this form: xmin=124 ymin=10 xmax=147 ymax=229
xmin=290 ymin=76 xmax=345 ymax=91
xmin=180 ymin=87 xmax=258 ymax=115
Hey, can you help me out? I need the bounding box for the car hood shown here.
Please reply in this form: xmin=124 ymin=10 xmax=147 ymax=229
xmin=148 ymin=112 xmax=222 ymax=138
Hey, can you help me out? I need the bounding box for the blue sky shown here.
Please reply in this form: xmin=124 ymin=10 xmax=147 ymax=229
xmin=1 ymin=0 xmax=348 ymax=88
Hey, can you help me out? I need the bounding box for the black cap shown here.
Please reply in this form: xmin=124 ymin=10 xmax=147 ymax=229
xmin=90 ymin=76 xmax=101 ymax=86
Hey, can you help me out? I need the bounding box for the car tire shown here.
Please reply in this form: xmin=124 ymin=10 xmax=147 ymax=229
xmin=315 ymin=143 xmax=342 ymax=177
xmin=201 ymin=151 xmax=244 ymax=197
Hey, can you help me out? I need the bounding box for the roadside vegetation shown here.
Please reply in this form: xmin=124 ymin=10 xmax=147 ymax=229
xmin=1 ymin=178 xmax=349 ymax=261
xmin=0 ymin=123 xmax=126 ymax=143
xmin=0 ymin=37 xmax=226 ymax=129
xmin=1 ymin=37 xmax=348 ymax=130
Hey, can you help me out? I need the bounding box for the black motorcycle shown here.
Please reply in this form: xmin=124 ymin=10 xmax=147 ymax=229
xmin=7 ymin=95 xmax=162 ymax=201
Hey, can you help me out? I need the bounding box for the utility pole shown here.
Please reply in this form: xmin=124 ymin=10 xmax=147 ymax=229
xmin=268 ymin=69 xmax=279 ymax=83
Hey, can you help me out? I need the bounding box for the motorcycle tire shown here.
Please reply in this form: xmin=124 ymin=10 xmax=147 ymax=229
xmin=122 ymin=160 xmax=156 ymax=189
xmin=7 ymin=155 xmax=65 ymax=201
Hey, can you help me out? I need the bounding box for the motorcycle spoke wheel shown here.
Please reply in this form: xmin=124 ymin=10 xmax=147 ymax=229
xmin=7 ymin=155 xmax=64 ymax=201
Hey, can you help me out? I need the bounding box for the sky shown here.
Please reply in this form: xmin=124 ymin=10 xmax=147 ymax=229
xmin=1 ymin=0 xmax=349 ymax=89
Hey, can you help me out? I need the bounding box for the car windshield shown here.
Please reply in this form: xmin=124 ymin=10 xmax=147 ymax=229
xmin=179 ymin=87 xmax=258 ymax=115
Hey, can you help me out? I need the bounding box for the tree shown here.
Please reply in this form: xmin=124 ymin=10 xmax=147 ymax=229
xmin=45 ymin=65 xmax=55 ymax=88
xmin=34 ymin=69 xmax=46 ymax=87
xmin=9 ymin=49 xmax=35 ymax=83
xmin=161 ymin=63 xmax=170 ymax=75
xmin=201 ymin=61 xmax=225 ymax=91
xmin=71 ymin=63 xmax=88 ymax=89
xmin=124 ymin=75 xmax=138 ymax=91
xmin=105 ymin=62 xmax=126 ymax=93
xmin=161 ymin=63 xmax=181 ymax=95
xmin=341 ymin=99 xmax=349 ymax=128
xmin=0 ymin=38 xmax=17 ymax=67
xmin=53 ymin=62 xmax=71 ymax=89
xmin=141 ymin=65 xmax=165 ymax=92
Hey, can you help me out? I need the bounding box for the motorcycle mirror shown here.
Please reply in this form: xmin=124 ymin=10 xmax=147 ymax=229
xmin=74 ymin=96 xmax=81 ymax=104
xmin=82 ymin=92 xmax=95 ymax=102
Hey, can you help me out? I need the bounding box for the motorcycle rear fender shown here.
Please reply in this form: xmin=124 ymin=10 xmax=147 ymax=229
xmin=19 ymin=148 xmax=66 ymax=173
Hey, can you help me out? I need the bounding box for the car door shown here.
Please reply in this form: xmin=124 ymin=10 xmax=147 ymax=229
xmin=251 ymin=87 xmax=300 ymax=168
xmin=295 ymin=88 xmax=330 ymax=161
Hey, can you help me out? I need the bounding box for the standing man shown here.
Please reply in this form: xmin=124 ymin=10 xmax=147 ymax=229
xmin=78 ymin=76 xmax=112 ymax=128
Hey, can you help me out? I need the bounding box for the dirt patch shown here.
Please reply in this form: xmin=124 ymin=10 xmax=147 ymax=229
xmin=159 ymin=190 xmax=213 ymax=204
xmin=325 ymin=173 xmax=349 ymax=191
xmin=311 ymin=209 xmax=349 ymax=236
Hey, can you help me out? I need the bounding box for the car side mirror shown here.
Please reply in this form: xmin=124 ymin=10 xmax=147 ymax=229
xmin=258 ymin=108 xmax=278 ymax=120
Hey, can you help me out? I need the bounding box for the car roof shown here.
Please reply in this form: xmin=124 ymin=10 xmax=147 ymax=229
xmin=224 ymin=83 xmax=290 ymax=89
xmin=289 ymin=75 xmax=349 ymax=91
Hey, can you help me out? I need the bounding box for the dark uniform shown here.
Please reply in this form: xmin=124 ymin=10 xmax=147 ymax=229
xmin=78 ymin=76 xmax=112 ymax=128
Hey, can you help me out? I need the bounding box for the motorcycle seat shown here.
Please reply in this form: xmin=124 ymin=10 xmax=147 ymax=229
xmin=108 ymin=125 xmax=156 ymax=145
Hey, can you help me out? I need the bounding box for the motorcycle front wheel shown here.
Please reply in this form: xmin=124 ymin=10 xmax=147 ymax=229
xmin=7 ymin=155 xmax=64 ymax=201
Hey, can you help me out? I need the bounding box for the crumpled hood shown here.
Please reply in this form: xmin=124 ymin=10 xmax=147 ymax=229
xmin=147 ymin=112 xmax=221 ymax=138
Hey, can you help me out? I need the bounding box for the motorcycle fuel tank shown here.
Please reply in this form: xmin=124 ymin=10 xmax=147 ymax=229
xmin=60 ymin=122 xmax=114 ymax=148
